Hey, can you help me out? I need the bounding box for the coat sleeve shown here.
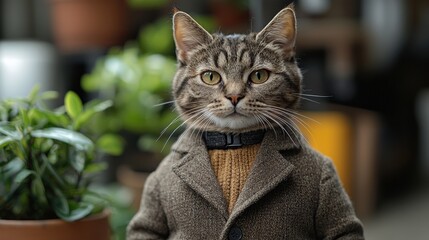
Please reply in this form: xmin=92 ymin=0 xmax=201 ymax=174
xmin=315 ymin=158 xmax=365 ymax=240
xmin=126 ymin=171 xmax=169 ymax=240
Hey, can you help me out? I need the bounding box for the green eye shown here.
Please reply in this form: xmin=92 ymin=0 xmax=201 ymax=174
xmin=201 ymin=71 xmax=221 ymax=85
xmin=249 ymin=69 xmax=270 ymax=84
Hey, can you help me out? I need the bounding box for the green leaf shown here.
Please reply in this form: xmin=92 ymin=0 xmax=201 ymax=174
xmin=71 ymin=151 xmax=85 ymax=172
xmin=65 ymin=91 xmax=83 ymax=120
xmin=40 ymin=110 xmax=70 ymax=127
xmin=31 ymin=128 xmax=93 ymax=151
xmin=74 ymin=100 xmax=112 ymax=129
xmin=59 ymin=202 xmax=94 ymax=222
xmin=84 ymin=162 xmax=108 ymax=174
xmin=28 ymin=85 xmax=40 ymax=103
xmin=87 ymin=100 xmax=113 ymax=113
xmin=31 ymin=176 xmax=47 ymax=204
xmin=20 ymin=108 xmax=31 ymax=127
xmin=0 ymin=106 xmax=8 ymax=122
xmin=0 ymin=123 xmax=22 ymax=140
xmin=67 ymin=202 xmax=94 ymax=221
xmin=96 ymin=134 xmax=124 ymax=156
xmin=28 ymin=108 xmax=46 ymax=126
xmin=52 ymin=189 xmax=69 ymax=218
xmin=40 ymin=91 xmax=59 ymax=100
xmin=3 ymin=158 xmax=24 ymax=177
xmin=14 ymin=169 xmax=33 ymax=183
xmin=0 ymin=136 xmax=14 ymax=147
xmin=41 ymin=154 xmax=65 ymax=186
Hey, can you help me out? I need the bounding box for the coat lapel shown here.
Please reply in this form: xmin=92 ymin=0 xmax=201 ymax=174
xmin=171 ymin=129 xmax=302 ymax=224
xmin=228 ymin=130 xmax=299 ymax=222
xmin=172 ymin=131 xmax=229 ymax=219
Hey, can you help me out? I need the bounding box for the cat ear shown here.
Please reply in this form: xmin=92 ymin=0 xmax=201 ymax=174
xmin=173 ymin=11 xmax=213 ymax=62
xmin=256 ymin=4 xmax=297 ymax=53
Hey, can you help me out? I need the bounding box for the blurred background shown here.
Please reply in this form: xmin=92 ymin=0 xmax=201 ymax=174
xmin=1 ymin=0 xmax=428 ymax=239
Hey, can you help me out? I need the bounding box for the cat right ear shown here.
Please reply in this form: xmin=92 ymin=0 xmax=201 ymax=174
xmin=256 ymin=5 xmax=297 ymax=54
xmin=173 ymin=11 xmax=213 ymax=63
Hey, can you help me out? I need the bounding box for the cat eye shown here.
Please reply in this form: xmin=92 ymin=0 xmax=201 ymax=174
xmin=201 ymin=71 xmax=221 ymax=85
xmin=249 ymin=69 xmax=270 ymax=84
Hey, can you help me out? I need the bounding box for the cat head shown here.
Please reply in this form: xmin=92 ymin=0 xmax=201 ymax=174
xmin=172 ymin=5 xmax=302 ymax=133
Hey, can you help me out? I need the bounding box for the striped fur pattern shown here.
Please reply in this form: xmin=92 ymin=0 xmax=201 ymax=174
xmin=172 ymin=5 xmax=302 ymax=134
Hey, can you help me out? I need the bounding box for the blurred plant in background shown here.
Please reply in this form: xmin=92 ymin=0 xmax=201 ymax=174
xmin=82 ymin=49 xmax=177 ymax=153
xmin=127 ymin=0 xmax=169 ymax=9
xmin=82 ymin=16 xmax=215 ymax=154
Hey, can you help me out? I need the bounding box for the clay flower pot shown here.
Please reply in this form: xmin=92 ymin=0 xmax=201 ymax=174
xmin=49 ymin=0 xmax=129 ymax=53
xmin=0 ymin=210 xmax=110 ymax=240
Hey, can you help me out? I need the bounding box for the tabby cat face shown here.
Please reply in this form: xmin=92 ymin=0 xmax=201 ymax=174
xmin=172 ymin=5 xmax=302 ymax=133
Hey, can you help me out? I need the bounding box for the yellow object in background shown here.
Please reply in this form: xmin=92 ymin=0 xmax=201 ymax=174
xmin=299 ymin=111 xmax=352 ymax=196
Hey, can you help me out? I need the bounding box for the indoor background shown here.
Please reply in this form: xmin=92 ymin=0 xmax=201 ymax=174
xmin=1 ymin=0 xmax=429 ymax=239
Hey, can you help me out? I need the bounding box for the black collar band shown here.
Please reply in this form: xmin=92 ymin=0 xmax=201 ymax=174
xmin=203 ymin=130 xmax=266 ymax=149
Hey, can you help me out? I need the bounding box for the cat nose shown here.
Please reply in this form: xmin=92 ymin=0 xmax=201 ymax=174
xmin=226 ymin=95 xmax=243 ymax=106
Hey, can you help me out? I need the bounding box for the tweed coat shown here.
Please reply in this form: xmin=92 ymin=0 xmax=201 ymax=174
xmin=127 ymin=130 xmax=364 ymax=240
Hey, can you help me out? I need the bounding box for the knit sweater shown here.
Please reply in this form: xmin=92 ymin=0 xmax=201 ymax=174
xmin=208 ymin=144 xmax=261 ymax=213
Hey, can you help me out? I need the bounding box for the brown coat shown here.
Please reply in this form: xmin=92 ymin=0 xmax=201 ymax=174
xmin=127 ymin=130 xmax=364 ymax=240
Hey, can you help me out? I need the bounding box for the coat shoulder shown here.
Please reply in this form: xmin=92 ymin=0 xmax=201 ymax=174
xmin=282 ymin=144 xmax=332 ymax=176
xmin=150 ymin=150 xmax=184 ymax=181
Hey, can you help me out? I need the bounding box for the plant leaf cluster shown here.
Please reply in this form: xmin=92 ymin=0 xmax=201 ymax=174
xmin=0 ymin=87 xmax=122 ymax=221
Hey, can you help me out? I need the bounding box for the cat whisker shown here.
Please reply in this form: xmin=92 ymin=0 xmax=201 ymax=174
xmin=267 ymin=105 xmax=321 ymax=125
xmin=296 ymin=93 xmax=332 ymax=98
xmin=188 ymin=110 xmax=211 ymax=140
xmin=157 ymin=106 xmax=205 ymax=142
xmin=290 ymin=92 xmax=333 ymax=104
xmin=153 ymin=100 xmax=176 ymax=107
xmin=256 ymin=111 xmax=275 ymax=129
xmin=254 ymin=102 xmax=316 ymax=147
xmin=296 ymin=96 xmax=321 ymax=104
xmin=264 ymin=106 xmax=316 ymax=142
xmin=262 ymin=110 xmax=301 ymax=148
xmin=267 ymin=107 xmax=314 ymax=133
xmin=259 ymin=114 xmax=278 ymax=138
xmin=161 ymin=108 xmax=205 ymax=151
xmin=157 ymin=115 xmax=182 ymax=142
xmin=252 ymin=113 xmax=269 ymax=131
xmin=259 ymin=111 xmax=295 ymax=145
xmin=265 ymin=109 xmax=309 ymax=147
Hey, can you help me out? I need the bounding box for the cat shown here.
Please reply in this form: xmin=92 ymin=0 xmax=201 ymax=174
xmin=127 ymin=4 xmax=364 ymax=240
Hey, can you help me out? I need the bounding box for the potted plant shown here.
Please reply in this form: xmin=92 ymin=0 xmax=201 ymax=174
xmin=49 ymin=0 xmax=129 ymax=53
xmin=0 ymin=87 xmax=122 ymax=240
xmin=210 ymin=0 xmax=250 ymax=32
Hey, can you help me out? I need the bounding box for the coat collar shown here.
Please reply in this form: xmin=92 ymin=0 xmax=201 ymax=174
xmin=171 ymin=129 xmax=302 ymax=221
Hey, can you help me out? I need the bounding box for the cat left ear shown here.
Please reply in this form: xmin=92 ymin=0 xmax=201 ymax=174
xmin=256 ymin=5 xmax=297 ymax=53
xmin=173 ymin=11 xmax=213 ymax=62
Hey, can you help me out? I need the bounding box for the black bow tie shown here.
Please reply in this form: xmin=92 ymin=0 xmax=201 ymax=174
xmin=203 ymin=130 xmax=266 ymax=149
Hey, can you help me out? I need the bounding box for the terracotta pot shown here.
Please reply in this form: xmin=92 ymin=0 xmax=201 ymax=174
xmin=49 ymin=0 xmax=129 ymax=53
xmin=211 ymin=2 xmax=249 ymax=32
xmin=0 ymin=210 xmax=110 ymax=240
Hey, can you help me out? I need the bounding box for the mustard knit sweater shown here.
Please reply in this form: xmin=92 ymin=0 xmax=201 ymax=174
xmin=208 ymin=144 xmax=261 ymax=213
